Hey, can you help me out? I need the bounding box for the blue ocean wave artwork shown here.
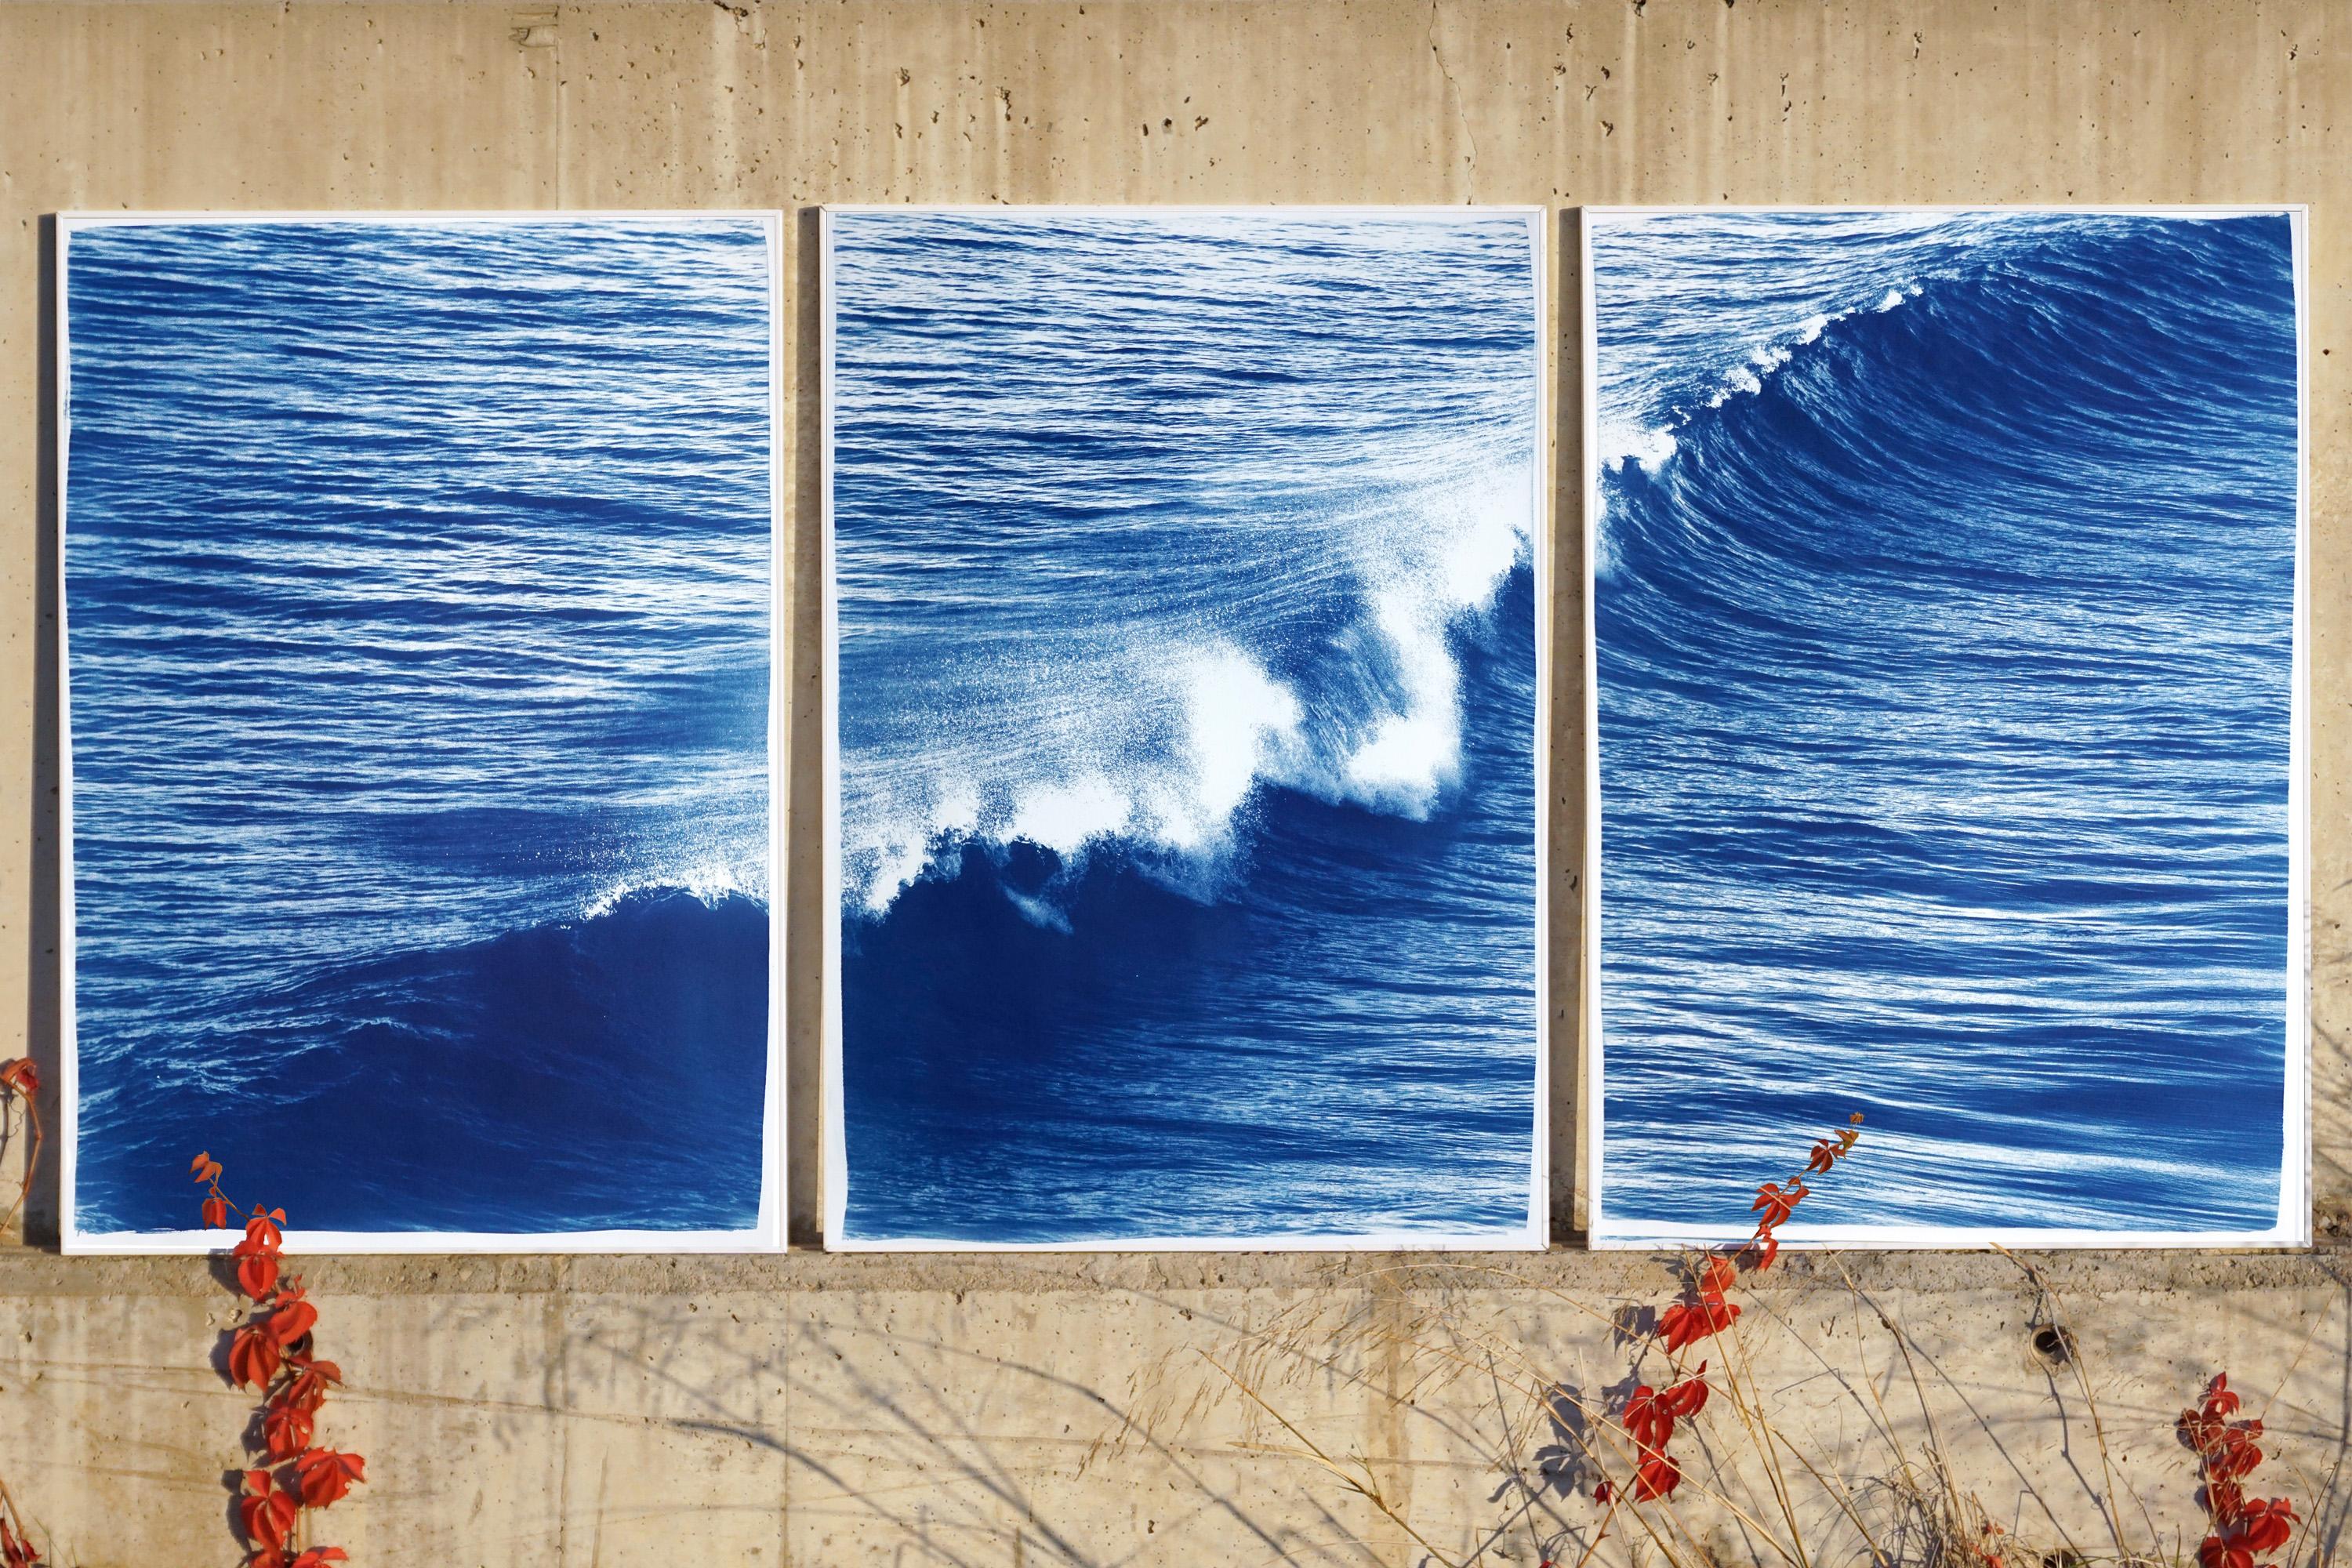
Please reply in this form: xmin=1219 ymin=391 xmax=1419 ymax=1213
xmin=1590 ymin=209 xmax=2302 ymax=1240
xmin=63 ymin=218 xmax=777 ymax=1240
xmin=826 ymin=209 xmax=1544 ymax=1245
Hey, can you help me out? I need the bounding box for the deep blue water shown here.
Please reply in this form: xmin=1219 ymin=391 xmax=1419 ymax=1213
xmin=1592 ymin=211 xmax=2299 ymax=1235
xmin=64 ymin=220 xmax=775 ymax=1236
xmin=829 ymin=211 xmax=1541 ymax=1243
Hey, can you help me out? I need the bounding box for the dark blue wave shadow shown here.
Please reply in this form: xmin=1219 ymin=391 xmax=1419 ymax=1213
xmin=76 ymin=891 xmax=768 ymax=1234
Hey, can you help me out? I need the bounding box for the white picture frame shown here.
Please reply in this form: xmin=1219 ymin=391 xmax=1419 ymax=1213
xmin=819 ymin=205 xmax=1553 ymax=1251
xmin=1581 ymin=204 xmax=2310 ymax=1251
xmin=55 ymin=210 xmax=789 ymax=1255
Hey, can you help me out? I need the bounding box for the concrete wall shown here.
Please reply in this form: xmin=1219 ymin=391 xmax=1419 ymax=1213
xmin=0 ymin=1 xmax=2347 ymax=1561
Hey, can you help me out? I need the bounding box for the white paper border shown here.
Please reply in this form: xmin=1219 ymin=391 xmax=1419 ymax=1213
xmin=818 ymin=205 xmax=1551 ymax=1252
xmin=54 ymin=210 xmax=790 ymax=1255
xmin=1581 ymin=204 xmax=2312 ymax=1252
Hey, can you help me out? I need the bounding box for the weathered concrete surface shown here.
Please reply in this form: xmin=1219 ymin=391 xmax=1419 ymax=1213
xmin=0 ymin=0 xmax=2346 ymax=1561
xmin=0 ymin=1248 xmax=2346 ymax=1563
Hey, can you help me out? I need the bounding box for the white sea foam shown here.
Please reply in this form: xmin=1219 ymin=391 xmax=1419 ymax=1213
xmin=1598 ymin=419 xmax=1679 ymax=474
xmin=850 ymin=643 xmax=1310 ymax=913
xmin=1672 ymin=285 xmax=1929 ymax=437
xmin=1708 ymin=365 xmax=1762 ymax=407
xmin=1001 ymin=884 xmax=1074 ymax=933
xmin=862 ymin=837 xmax=935 ymax=915
xmin=1155 ymin=648 xmax=1304 ymax=849
xmin=583 ymin=856 xmax=766 ymax=920
xmin=1334 ymin=470 xmax=1526 ymax=815
xmin=934 ymin=782 xmax=982 ymax=836
xmin=1007 ymin=775 xmax=1132 ymax=856
xmin=839 ymin=448 xmax=1536 ymax=916
xmin=1342 ymin=590 xmax=1461 ymax=815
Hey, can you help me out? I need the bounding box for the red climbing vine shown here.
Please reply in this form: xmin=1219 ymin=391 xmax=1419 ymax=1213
xmin=2182 ymin=1373 xmax=2297 ymax=1568
xmin=0 ymin=1058 xmax=45 ymax=1567
xmin=0 ymin=1058 xmax=42 ymax=1232
xmin=0 ymin=1479 xmax=42 ymax=1568
xmin=1588 ymin=1112 xmax=1864 ymax=1523
xmin=194 ymin=1153 xmax=365 ymax=1566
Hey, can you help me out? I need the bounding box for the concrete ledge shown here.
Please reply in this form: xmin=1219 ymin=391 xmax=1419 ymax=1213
xmin=0 ymin=1243 xmax=2340 ymax=1298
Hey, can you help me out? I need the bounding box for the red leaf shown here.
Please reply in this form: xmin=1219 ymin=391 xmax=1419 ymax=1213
xmin=2205 ymin=1428 xmax=2265 ymax=1480
xmin=1661 ymin=1367 xmax=1710 ymax=1419
xmin=0 ymin=1511 xmax=41 ymax=1568
xmin=267 ymin=1290 xmax=318 ymax=1348
xmin=234 ymin=1245 xmax=280 ymax=1301
xmin=1659 ymin=1297 xmax=1740 ymax=1355
xmin=294 ymin=1448 xmax=367 ymax=1508
xmin=0 ymin=1061 xmax=39 ymax=1098
xmin=1745 ymin=1229 xmax=1781 ymax=1272
xmin=1592 ymin=1480 xmax=1613 ymax=1504
xmin=227 ymin=1323 xmax=282 ymax=1389
xmin=2239 ymin=1516 xmax=2292 ymax=1555
xmin=285 ymin=1358 xmax=342 ymax=1413
xmin=1806 ymin=1139 xmax=1838 ymax=1174
xmin=1632 ymin=1448 xmax=1681 ymax=1501
xmin=239 ymin=1471 xmax=297 ymax=1554
xmin=1623 ymin=1386 xmax=1672 ymax=1449
xmin=261 ymin=1399 xmax=314 ymax=1461
xmin=199 ymin=1195 xmax=228 ymax=1230
xmin=1697 ymin=1258 xmax=1737 ymax=1298
xmin=2223 ymin=1499 xmax=2297 ymax=1557
xmin=1750 ymin=1179 xmax=1809 ymax=1229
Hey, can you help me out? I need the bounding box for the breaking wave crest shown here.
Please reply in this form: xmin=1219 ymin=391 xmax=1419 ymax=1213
xmin=840 ymin=442 xmax=1537 ymax=920
xmin=848 ymin=459 xmax=1534 ymax=915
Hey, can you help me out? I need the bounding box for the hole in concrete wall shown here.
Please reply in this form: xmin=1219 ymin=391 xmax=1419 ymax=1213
xmin=2030 ymin=1325 xmax=2075 ymax=1369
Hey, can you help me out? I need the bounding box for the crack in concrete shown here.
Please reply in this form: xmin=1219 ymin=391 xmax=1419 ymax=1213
xmin=1428 ymin=0 xmax=1479 ymax=201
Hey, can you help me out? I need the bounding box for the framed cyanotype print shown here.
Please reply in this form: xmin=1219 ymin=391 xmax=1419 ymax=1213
xmin=822 ymin=207 xmax=1547 ymax=1250
xmin=1584 ymin=206 xmax=2308 ymax=1248
xmin=58 ymin=212 xmax=784 ymax=1252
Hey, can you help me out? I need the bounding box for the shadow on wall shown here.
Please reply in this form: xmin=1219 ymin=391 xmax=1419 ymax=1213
xmin=559 ymin=1288 xmax=1327 ymax=1565
xmin=1548 ymin=205 xmax=1588 ymax=1246
xmin=702 ymin=1264 xmax=2352 ymax=1562
xmin=325 ymin=1258 xmax=2348 ymax=1565
xmin=4 ymin=1254 xmax=2343 ymax=1562
xmin=27 ymin=215 xmax=61 ymax=1250
xmin=786 ymin=206 xmax=825 ymax=1248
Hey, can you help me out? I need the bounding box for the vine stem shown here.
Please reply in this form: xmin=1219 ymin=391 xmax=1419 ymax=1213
xmin=0 ymin=1073 xmax=42 ymax=1231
